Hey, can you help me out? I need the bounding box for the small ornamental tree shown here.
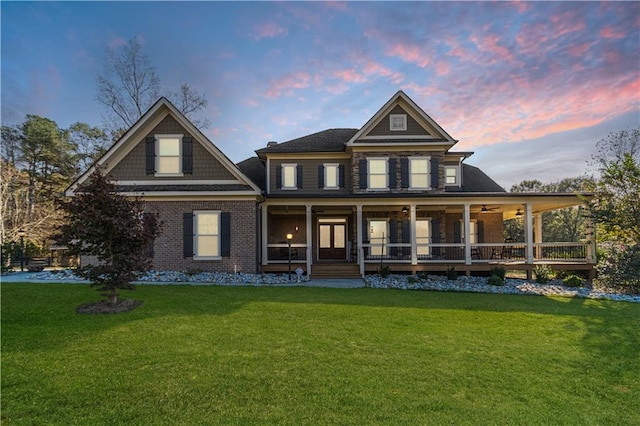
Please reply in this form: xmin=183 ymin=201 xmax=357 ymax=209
xmin=56 ymin=170 xmax=161 ymax=305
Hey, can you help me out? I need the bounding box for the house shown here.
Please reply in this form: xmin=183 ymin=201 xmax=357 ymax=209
xmin=67 ymin=91 xmax=596 ymax=279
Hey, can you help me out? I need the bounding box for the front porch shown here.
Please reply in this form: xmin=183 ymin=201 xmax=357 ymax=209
xmin=260 ymin=197 xmax=596 ymax=279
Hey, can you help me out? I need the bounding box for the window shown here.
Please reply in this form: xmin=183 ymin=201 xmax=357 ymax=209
xmin=368 ymin=158 xmax=388 ymax=190
xmin=282 ymin=164 xmax=297 ymax=189
xmin=369 ymin=220 xmax=388 ymax=256
xmin=416 ymin=219 xmax=431 ymax=256
xmin=194 ymin=211 xmax=220 ymax=259
xmin=390 ymin=114 xmax=407 ymax=131
xmin=156 ymin=135 xmax=182 ymax=176
xmin=409 ymin=157 xmax=430 ymax=189
xmin=445 ymin=166 xmax=458 ymax=185
xmin=460 ymin=219 xmax=479 ymax=244
xmin=324 ymin=164 xmax=339 ymax=189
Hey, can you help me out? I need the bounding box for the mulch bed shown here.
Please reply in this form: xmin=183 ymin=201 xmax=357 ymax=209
xmin=76 ymin=299 xmax=143 ymax=314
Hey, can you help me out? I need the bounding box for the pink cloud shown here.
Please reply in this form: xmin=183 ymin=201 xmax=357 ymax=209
xmin=567 ymin=42 xmax=591 ymax=57
xmin=599 ymin=26 xmax=626 ymax=39
xmin=386 ymin=44 xmax=430 ymax=68
xmin=362 ymin=61 xmax=404 ymax=84
xmin=245 ymin=98 xmax=260 ymax=107
xmin=252 ymin=21 xmax=288 ymax=41
xmin=434 ymin=61 xmax=451 ymax=77
xmin=264 ymin=72 xmax=311 ymax=98
xmin=335 ymin=68 xmax=366 ymax=83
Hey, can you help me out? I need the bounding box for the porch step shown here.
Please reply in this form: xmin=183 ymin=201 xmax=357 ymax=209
xmin=311 ymin=263 xmax=361 ymax=279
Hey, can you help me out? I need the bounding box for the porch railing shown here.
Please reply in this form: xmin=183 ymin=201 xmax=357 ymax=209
xmin=267 ymin=243 xmax=307 ymax=263
xmin=534 ymin=242 xmax=588 ymax=262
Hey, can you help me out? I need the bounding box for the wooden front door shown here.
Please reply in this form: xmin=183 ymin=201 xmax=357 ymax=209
xmin=318 ymin=219 xmax=347 ymax=261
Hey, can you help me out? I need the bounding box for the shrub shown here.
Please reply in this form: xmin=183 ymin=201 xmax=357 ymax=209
xmin=378 ymin=265 xmax=391 ymax=278
xmin=490 ymin=266 xmax=506 ymax=280
xmin=407 ymin=275 xmax=417 ymax=284
xmin=534 ymin=264 xmax=553 ymax=284
xmin=487 ymin=275 xmax=504 ymax=286
xmin=563 ymin=275 xmax=583 ymax=287
xmin=447 ymin=266 xmax=457 ymax=281
xmin=416 ymin=271 xmax=429 ymax=280
xmin=595 ymin=242 xmax=640 ymax=292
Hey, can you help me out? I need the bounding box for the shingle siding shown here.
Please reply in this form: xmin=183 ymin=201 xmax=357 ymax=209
xmin=367 ymin=105 xmax=429 ymax=137
xmin=269 ymin=158 xmax=352 ymax=195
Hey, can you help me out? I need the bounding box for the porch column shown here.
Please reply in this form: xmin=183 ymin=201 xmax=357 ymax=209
xmin=410 ymin=204 xmax=417 ymax=265
xmin=464 ymin=203 xmax=471 ymax=265
xmin=534 ymin=213 xmax=543 ymax=260
xmin=585 ymin=208 xmax=596 ymax=263
xmin=356 ymin=204 xmax=364 ymax=277
xmin=306 ymin=205 xmax=312 ymax=275
xmin=524 ymin=203 xmax=534 ymax=264
xmin=261 ymin=204 xmax=269 ymax=265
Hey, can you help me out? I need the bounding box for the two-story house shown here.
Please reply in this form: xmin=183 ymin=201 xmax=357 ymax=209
xmin=67 ymin=91 xmax=596 ymax=279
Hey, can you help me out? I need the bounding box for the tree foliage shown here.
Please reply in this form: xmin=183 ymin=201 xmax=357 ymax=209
xmin=56 ymin=170 xmax=161 ymax=304
xmin=96 ymin=38 xmax=209 ymax=137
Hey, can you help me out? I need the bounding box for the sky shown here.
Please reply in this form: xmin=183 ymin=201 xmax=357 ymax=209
xmin=2 ymin=1 xmax=639 ymax=189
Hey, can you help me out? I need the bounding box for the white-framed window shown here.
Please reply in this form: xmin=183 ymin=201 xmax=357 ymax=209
xmin=156 ymin=134 xmax=182 ymax=176
xmin=369 ymin=220 xmax=388 ymax=256
xmin=460 ymin=219 xmax=479 ymax=244
xmin=194 ymin=211 xmax=221 ymax=259
xmin=409 ymin=157 xmax=430 ymax=189
xmin=445 ymin=166 xmax=459 ymax=185
xmin=368 ymin=158 xmax=388 ymax=190
xmin=390 ymin=114 xmax=407 ymax=131
xmin=281 ymin=163 xmax=297 ymax=189
xmin=416 ymin=219 xmax=431 ymax=256
xmin=324 ymin=164 xmax=339 ymax=189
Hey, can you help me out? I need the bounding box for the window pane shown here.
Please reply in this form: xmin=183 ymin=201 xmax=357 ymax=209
xmin=416 ymin=220 xmax=430 ymax=238
xmin=411 ymin=159 xmax=428 ymax=173
xmin=320 ymin=225 xmax=331 ymax=248
xmin=283 ymin=165 xmax=296 ymax=188
xmin=412 ymin=174 xmax=428 ymax=188
xmin=159 ymin=138 xmax=180 ymax=155
xmin=369 ymin=159 xmax=387 ymax=174
xmin=197 ymin=235 xmax=219 ymax=257
xmin=197 ymin=213 xmax=219 ymax=234
xmin=158 ymin=157 xmax=180 ymax=174
xmin=369 ymin=220 xmax=387 ymax=256
xmin=334 ymin=225 xmax=345 ymax=248
xmin=370 ymin=174 xmax=386 ymax=189
xmin=325 ymin=165 xmax=337 ymax=188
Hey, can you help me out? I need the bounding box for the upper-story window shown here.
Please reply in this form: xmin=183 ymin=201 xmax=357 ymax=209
xmin=324 ymin=164 xmax=339 ymax=189
xmin=281 ymin=163 xmax=297 ymax=189
xmin=390 ymin=114 xmax=407 ymax=131
xmin=156 ymin=135 xmax=182 ymax=176
xmin=445 ymin=166 xmax=458 ymax=185
xmin=409 ymin=157 xmax=430 ymax=189
xmin=368 ymin=158 xmax=388 ymax=190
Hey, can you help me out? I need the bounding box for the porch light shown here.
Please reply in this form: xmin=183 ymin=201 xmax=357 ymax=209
xmin=515 ymin=209 xmax=523 ymax=217
xmin=402 ymin=206 xmax=409 ymax=216
xmin=286 ymin=233 xmax=294 ymax=281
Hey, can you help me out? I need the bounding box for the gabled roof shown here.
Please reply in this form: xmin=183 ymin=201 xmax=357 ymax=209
xmin=445 ymin=164 xmax=506 ymax=193
xmin=256 ymin=128 xmax=357 ymax=157
xmin=236 ymin=156 xmax=266 ymax=191
xmin=347 ymin=90 xmax=457 ymax=147
xmin=66 ymin=97 xmax=261 ymax=196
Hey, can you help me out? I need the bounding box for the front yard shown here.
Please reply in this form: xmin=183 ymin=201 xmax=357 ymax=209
xmin=2 ymin=284 xmax=639 ymax=424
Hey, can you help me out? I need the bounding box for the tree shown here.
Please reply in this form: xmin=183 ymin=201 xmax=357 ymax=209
xmin=96 ymin=38 xmax=208 ymax=137
xmin=66 ymin=122 xmax=110 ymax=174
xmin=56 ymin=170 xmax=161 ymax=306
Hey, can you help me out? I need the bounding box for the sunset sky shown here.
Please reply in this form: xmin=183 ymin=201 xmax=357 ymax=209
xmin=2 ymin=1 xmax=638 ymax=188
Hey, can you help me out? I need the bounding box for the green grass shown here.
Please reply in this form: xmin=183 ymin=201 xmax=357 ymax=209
xmin=2 ymin=284 xmax=639 ymax=425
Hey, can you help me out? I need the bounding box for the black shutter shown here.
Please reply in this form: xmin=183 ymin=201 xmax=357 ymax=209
xmin=402 ymin=219 xmax=411 ymax=257
xmin=400 ymin=158 xmax=409 ymax=188
xmin=432 ymin=219 xmax=441 ymax=257
xmin=388 ymin=158 xmax=397 ymax=189
xmin=338 ymin=165 xmax=345 ymax=188
xmin=430 ymin=157 xmax=440 ymax=188
xmin=182 ymin=136 xmax=193 ymax=175
xmin=318 ymin=165 xmax=324 ymax=189
xmin=359 ymin=159 xmax=368 ymax=189
xmin=146 ymin=137 xmax=155 ymax=175
xmin=221 ymin=212 xmax=231 ymax=257
xmin=453 ymin=221 xmax=461 ymax=244
xmin=477 ymin=221 xmax=484 ymax=244
xmin=183 ymin=212 xmax=194 ymax=258
xmin=389 ymin=219 xmax=398 ymax=257
xmin=297 ymin=165 xmax=303 ymax=189
xmin=275 ymin=165 xmax=282 ymax=189
xmin=363 ymin=218 xmax=369 ymax=243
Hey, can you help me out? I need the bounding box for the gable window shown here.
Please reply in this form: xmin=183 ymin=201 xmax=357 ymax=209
xmin=156 ymin=135 xmax=182 ymax=176
xmin=324 ymin=164 xmax=339 ymax=189
xmin=445 ymin=166 xmax=458 ymax=185
xmin=390 ymin=114 xmax=407 ymax=131
xmin=282 ymin=164 xmax=297 ymax=189
xmin=368 ymin=158 xmax=388 ymax=190
xmin=409 ymin=157 xmax=430 ymax=189
xmin=194 ymin=211 xmax=221 ymax=259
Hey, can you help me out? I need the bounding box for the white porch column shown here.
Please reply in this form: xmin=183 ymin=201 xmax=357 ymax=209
xmin=524 ymin=203 xmax=534 ymax=264
xmin=585 ymin=208 xmax=596 ymax=263
xmin=306 ymin=205 xmax=312 ymax=275
xmin=410 ymin=204 xmax=417 ymax=265
xmin=356 ymin=205 xmax=364 ymax=277
xmin=534 ymin=213 xmax=543 ymax=260
xmin=261 ymin=204 xmax=269 ymax=265
xmin=464 ymin=203 xmax=471 ymax=265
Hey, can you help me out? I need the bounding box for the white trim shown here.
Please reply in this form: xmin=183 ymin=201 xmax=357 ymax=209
xmin=359 ymin=135 xmax=440 ymax=140
xmin=155 ymin=134 xmax=183 ymax=177
xmin=323 ymin=163 xmax=340 ymax=190
xmin=193 ymin=210 xmax=222 ymax=260
xmin=389 ymin=114 xmax=407 ymax=131
xmin=445 ymin=165 xmax=460 ymax=187
xmin=409 ymin=156 xmax=431 ymax=190
xmin=367 ymin=157 xmax=388 ymax=190
xmin=281 ymin=163 xmax=297 ymax=190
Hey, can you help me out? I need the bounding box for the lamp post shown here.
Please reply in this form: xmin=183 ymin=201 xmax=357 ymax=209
xmin=286 ymin=233 xmax=293 ymax=281
xmin=17 ymin=229 xmax=26 ymax=272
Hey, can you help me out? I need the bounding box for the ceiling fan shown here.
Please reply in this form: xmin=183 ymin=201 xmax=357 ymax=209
xmin=480 ymin=205 xmax=499 ymax=213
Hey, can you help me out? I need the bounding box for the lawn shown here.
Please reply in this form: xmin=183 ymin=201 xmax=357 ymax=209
xmin=2 ymin=284 xmax=639 ymax=425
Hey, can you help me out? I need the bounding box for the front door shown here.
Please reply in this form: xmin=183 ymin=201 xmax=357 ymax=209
xmin=318 ymin=218 xmax=347 ymax=261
